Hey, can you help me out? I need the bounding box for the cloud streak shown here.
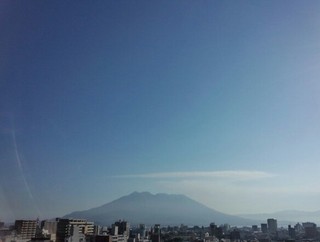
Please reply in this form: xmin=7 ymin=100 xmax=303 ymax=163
xmin=114 ymin=170 xmax=275 ymax=180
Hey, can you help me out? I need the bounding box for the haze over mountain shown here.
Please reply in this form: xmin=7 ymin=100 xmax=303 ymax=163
xmin=239 ymin=210 xmax=320 ymax=225
xmin=64 ymin=192 xmax=256 ymax=226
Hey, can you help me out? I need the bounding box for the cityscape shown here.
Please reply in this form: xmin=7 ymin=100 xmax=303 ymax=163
xmin=0 ymin=217 xmax=319 ymax=242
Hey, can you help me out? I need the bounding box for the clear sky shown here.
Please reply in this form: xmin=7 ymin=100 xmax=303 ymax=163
xmin=1 ymin=1 xmax=320 ymax=222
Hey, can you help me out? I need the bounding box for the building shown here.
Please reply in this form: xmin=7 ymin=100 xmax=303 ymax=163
xmin=151 ymin=224 xmax=161 ymax=242
xmin=111 ymin=234 xmax=128 ymax=242
xmin=294 ymin=223 xmax=303 ymax=234
xmin=267 ymin=219 xmax=277 ymax=234
xmin=56 ymin=218 xmax=94 ymax=242
xmin=229 ymin=229 xmax=240 ymax=240
xmin=137 ymin=224 xmax=146 ymax=239
xmin=15 ymin=220 xmax=37 ymax=240
xmin=302 ymin=222 xmax=318 ymax=239
xmin=252 ymin=225 xmax=258 ymax=232
xmin=261 ymin=224 xmax=268 ymax=234
xmin=288 ymin=225 xmax=295 ymax=239
xmin=95 ymin=235 xmax=113 ymax=242
xmin=66 ymin=225 xmax=85 ymax=242
xmin=41 ymin=220 xmax=58 ymax=241
xmin=114 ymin=221 xmax=130 ymax=236
xmin=112 ymin=225 xmax=119 ymax=236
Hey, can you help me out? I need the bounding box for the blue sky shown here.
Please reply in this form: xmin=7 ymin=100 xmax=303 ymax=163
xmin=1 ymin=1 xmax=320 ymax=222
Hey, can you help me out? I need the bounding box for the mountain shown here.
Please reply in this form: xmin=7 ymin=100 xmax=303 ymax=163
xmin=64 ymin=192 xmax=256 ymax=226
xmin=239 ymin=210 xmax=320 ymax=225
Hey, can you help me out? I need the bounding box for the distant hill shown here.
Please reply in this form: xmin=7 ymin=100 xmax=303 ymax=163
xmin=239 ymin=210 xmax=320 ymax=225
xmin=63 ymin=191 xmax=256 ymax=226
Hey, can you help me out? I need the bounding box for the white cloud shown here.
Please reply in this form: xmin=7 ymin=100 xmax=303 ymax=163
xmin=114 ymin=170 xmax=276 ymax=181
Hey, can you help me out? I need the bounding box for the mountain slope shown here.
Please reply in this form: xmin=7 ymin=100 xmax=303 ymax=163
xmin=64 ymin=191 xmax=256 ymax=226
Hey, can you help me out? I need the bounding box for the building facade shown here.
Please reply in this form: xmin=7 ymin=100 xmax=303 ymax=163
xmin=15 ymin=220 xmax=37 ymax=240
xmin=56 ymin=218 xmax=94 ymax=242
xmin=267 ymin=219 xmax=277 ymax=234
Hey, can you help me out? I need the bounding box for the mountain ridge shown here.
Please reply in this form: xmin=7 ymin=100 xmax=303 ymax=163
xmin=63 ymin=191 xmax=256 ymax=226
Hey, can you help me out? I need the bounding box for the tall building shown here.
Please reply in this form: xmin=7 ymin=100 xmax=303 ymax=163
xmin=138 ymin=224 xmax=146 ymax=239
xmin=209 ymin=223 xmax=223 ymax=238
xmin=151 ymin=224 xmax=161 ymax=242
xmin=288 ymin=225 xmax=295 ymax=239
xmin=210 ymin=223 xmax=217 ymax=236
xmin=15 ymin=220 xmax=37 ymax=240
xmin=261 ymin=224 xmax=268 ymax=234
xmin=267 ymin=218 xmax=277 ymax=234
xmin=41 ymin=219 xmax=58 ymax=242
xmin=112 ymin=225 xmax=119 ymax=236
xmin=56 ymin=218 xmax=94 ymax=242
xmin=114 ymin=220 xmax=130 ymax=236
xmin=66 ymin=225 xmax=85 ymax=242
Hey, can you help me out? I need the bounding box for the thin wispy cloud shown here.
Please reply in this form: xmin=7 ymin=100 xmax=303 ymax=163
xmin=114 ymin=170 xmax=276 ymax=180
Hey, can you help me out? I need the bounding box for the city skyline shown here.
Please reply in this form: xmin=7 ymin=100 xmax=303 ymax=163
xmin=4 ymin=216 xmax=318 ymax=242
xmin=1 ymin=1 xmax=320 ymax=222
